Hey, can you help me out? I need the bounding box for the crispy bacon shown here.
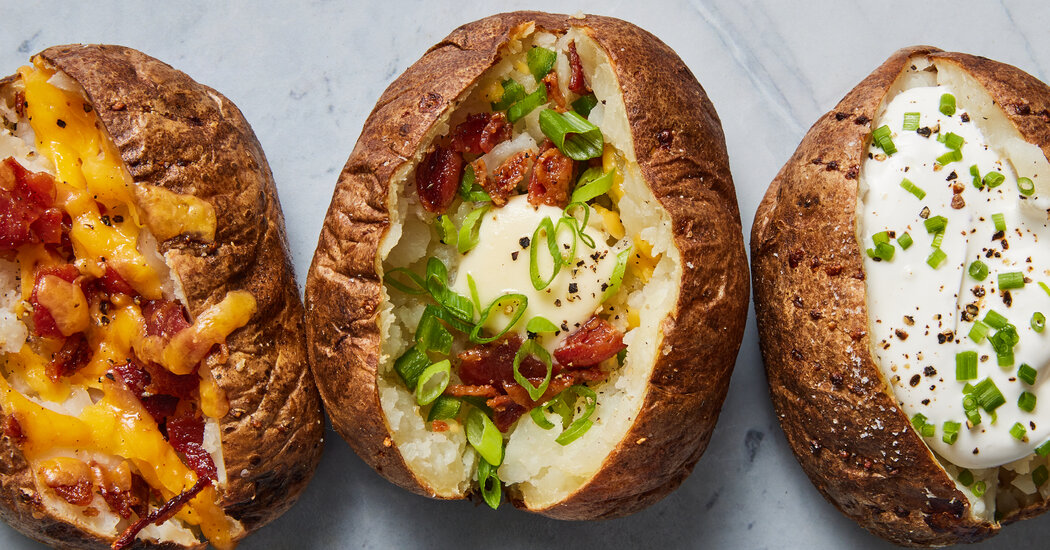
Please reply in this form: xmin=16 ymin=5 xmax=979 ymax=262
xmin=110 ymin=361 xmax=187 ymax=422
xmin=542 ymin=71 xmax=567 ymax=111
xmin=13 ymin=92 xmax=25 ymax=118
xmin=3 ymin=415 xmax=24 ymax=444
xmin=416 ymin=146 xmax=462 ymax=213
xmin=51 ymin=478 xmax=94 ymax=507
xmin=444 ymin=384 xmax=501 ymax=399
xmin=431 ymin=420 xmax=449 ymax=432
xmin=527 ymin=142 xmax=574 ymax=208
xmin=457 ymin=336 xmax=549 ymax=387
xmin=141 ymin=299 xmax=191 ymax=340
xmin=554 ymin=316 xmax=626 ymax=368
xmin=0 ymin=158 xmax=58 ymax=250
xmin=484 ymin=151 xmax=532 ymax=206
xmin=486 ymin=395 xmax=527 ymax=432
xmin=46 ymin=332 xmax=92 ymax=382
xmin=111 ymin=477 xmax=211 ymax=550
xmin=450 ymin=112 xmax=511 ymax=155
xmin=30 ymin=264 xmax=80 ymax=339
xmin=567 ymin=40 xmax=589 ymax=93
xmin=101 ymin=265 xmax=137 ymax=297
xmin=93 ymin=463 xmax=148 ymax=520
xmin=167 ymin=415 xmax=218 ymax=481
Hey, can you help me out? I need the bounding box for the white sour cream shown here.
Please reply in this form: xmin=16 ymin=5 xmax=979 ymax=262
xmin=861 ymin=85 xmax=1050 ymax=469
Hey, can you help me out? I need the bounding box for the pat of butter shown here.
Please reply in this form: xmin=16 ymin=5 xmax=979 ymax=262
xmin=450 ymin=195 xmax=627 ymax=346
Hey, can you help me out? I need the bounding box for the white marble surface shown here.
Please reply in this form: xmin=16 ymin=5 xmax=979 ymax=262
xmin=2 ymin=1 xmax=1050 ymax=548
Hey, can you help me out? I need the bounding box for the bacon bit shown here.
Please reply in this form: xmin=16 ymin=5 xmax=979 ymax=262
xmin=527 ymin=143 xmax=574 ymax=208
xmin=3 ymin=415 xmax=24 ymax=444
xmin=141 ymin=299 xmax=191 ymax=340
xmin=554 ymin=316 xmax=626 ymax=368
xmin=30 ymin=264 xmax=81 ymax=338
xmin=542 ymin=72 xmax=567 ymax=112
xmin=112 ymin=361 xmax=151 ymax=396
xmin=53 ymin=478 xmax=94 ymax=506
xmin=110 ymin=361 xmax=188 ymax=421
xmin=39 ymin=458 xmax=95 ymax=506
xmin=485 ymin=151 xmax=532 ymax=206
xmin=111 ymin=477 xmax=211 ymax=550
xmin=567 ymin=40 xmax=588 ymax=93
xmin=487 ymin=395 xmax=527 ymax=432
xmin=431 ymin=420 xmax=449 ymax=432
xmin=167 ymin=415 xmax=218 ymax=481
xmin=91 ymin=462 xmax=148 ymax=520
xmin=444 ymin=384 xmax=501 ymax=399
xmin=450 ymin=112 xmax=511 ymax=155
xmin=0 ymin=158 xmax=58 ymax=249
xmin=140 ymin=394 xmax=180 ymax=424
xmin=101 ymin=265 xmax=137 ymax=297
xmin=457 ymin=336 xmax=549 ymax=387
xmin=416 ymin=146 xmax=462 ymax=213
xmin=13 ymin=92 xmax=25 ymax=118
xmin=46 ymin=332 xmax=92 ymax=382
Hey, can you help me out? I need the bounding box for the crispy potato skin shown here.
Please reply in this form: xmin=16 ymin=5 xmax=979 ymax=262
xmin=306 ymin=12 xmax=748 ymax=519
xmin=751 ymin=46 xmax=1050 ymax=546
xmin=0 ymin=45 xmax=323 ymax=548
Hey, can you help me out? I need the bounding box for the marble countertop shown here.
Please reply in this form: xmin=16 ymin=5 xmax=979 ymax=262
xmin=3 ymin=1 xmax=1050 ymax=548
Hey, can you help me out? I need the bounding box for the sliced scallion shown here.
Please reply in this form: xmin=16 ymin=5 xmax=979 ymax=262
xmin=939 ymin=93 xmax=956 ymax=116
xmin=1036 ymin=440 xmax=1050 ymax=457
xmin=467 ymin=273 xmax=481 ymax=313
xmin=941 ymin=132 xmax=964 ymax=150
xmin=983 ymin=172 xmax=1006 ymax=188
xmin=1010 ymin=422 xmax=1027 ymax=441
xmin=873 ymin=242 xmax=895 ymax=261
xmin=1019 ymin=363 xmax=1038 ymax=386
xmin=924 ymin=215 xmax=947 ymax=233
xmin=394 ymin=346 xmax=431 ymax=390
xmin=512 ymin=339 xmax=553 ymax=401
xmin=491 ymin=79 xmax=526 ymax=111
xmin=872 ymin=231 xmax=890 ymax=245
xmin=415 ymin=310 xmax=453 ymax=354
xmin=897 ymin=232 xmax=913 ymax=249
xmin=955 ymin=350 xmax=978 ymax=380
xmin=538 ymin=109 xmax=604 ymax=161
xmin=427 ymin=395 xmax=461 ymax=422
xmin=1032 ymin=312 xmax=1046 ymax=333
xmin=507 ymin=86 xmax=547 ymax=123
xmin=984 ymin=310 xmax=1009 ymax=329
xmin=529 ymin=406 xmax=556 ymax=430
xmin=530 ymin=217 xmax=562 ymax=290
xmin=601 ymin=247 xmax=632 ymax=303
xmin=1019 ymin=391 xmax=1037 ymax=413
xmin=1034 ymin=465 xmax=1049 ymax=488
xmin=942 ymin=421 xmax=961 ymax=445
xmin=570 ymin=167 xmax=616 ymax=203
xmin=931 ymin=231 xmax=945 ymax=249
xmin=571 ymin=94 xmax=598 ymax=118
xmin=872 ymin=125 xmax=897 ymax=156
xmin=927 ymin=248 xmax=948 ymax=269
xmin=465 ymin=408 xmax=503 ymax=466
xmin=900 ymin=178 xmax=926 ymax=199
xmin=526 ymin=315 xmax=560 ymax=334
xmin=970 ymin=164 xmax=983 ymax=189
xmin=470 ymin=294 xmax=528 ymax=344
xmin=992 ymin=212 xmax=1006 ymax=232
xmin=973 ymin=378 xmax=1006 ymax=412
xmin=415 ymin=360 xmax=452 ymax=406
xmin=562 ymin=202 xmax=596 ymax=248
xmin=968 ymin=260 xmax=989 ymax=281
xmin=555 ymin=385 xmax=598 ymax=445
xmin=936 ymin=149 xmax=962 ymax=165
xmin=385 ymin=267 xmax=427 ymax=295
xmin=457 ymin=205 xmax=490 ymax=254
xmin=527 ymin=47 xmax=557 ymax=82
xmin=477 ymin=458 xmax=502 ymax=509
xmin=903 ymin=112 xmax=921 ymax=131
xmin=973 ymin=480 xmax=987 ymax=497
xmin=958 ymin=469 xmax=975 ymax=487
xmin=1041 ymin=282 xmax=1050 ymax=296
xmin=998 ymin=271 xmax=1026 ymax=290
xmin=1018 ymin=176 xmax=1036 ymax=196
xmin=968 ymin=320 xmax=990 ymax=344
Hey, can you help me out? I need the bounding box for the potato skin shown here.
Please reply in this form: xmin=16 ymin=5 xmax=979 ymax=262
xmin=306 ymin=12 xmax=748 ymax=519
xmin=0 ymin=45 xmax=324 ymax=548
xmin=751 ymin=46 xmax=1050 ymax=546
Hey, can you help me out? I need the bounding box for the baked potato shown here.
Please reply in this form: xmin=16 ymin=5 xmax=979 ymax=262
xmin=752 ymin=46 xmax=1050 ymax=546
xmin=0 ymin=45 xmax=323 ymax=548
xmin=306 ymin=12 xmax=748 ymax=519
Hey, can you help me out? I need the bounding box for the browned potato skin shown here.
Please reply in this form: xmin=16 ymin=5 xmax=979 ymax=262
xmin=0 ymin=45 xmax=324 ymax=548
xmin=306 ymin=12 xmax=749 ymax=519
xmin=751 ymin=46 xmax=1050 ymax=546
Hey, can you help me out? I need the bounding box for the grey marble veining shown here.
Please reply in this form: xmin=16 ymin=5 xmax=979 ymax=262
xmin=1 ymin=1 xmax=1049 ymax=548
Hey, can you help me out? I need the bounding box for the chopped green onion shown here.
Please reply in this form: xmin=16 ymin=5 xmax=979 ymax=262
xmin=872 ymin=231 xmax=890 ymax=245
xmin=530 ymin=217 xmax=561 ymax=290
xmin=900 ymin=178 xmax=926 ymax=199
xmin=601 ymin=247 xmax=632 ymax=303
xmin=931 ymin=231 xmax=945 ymax=249
xmin=966 ymin=408 xmax=982 ymax=426
xmin=415 ymin=309 xmax=453 ymax=354
xmin=939 ymin=93 xmax=956 ymax=116
xmin=527 ymin=47 xmax=557 ymax=82
xmin=968 ymin=320 xmax=990 ymax=343
xmin=1010 ymin=422 xmax=1027 ymax=441
xmin=941 ymin=132 xmax=964 ymax=150
xmin=491 ymin=79 xmax=526 ymax=111
xmin=507 ymin=86 xmax=547 ymax=123
xmin=973 ymin=378 xmax=1006 ymax=412
xmin=968 ymin=260 xmax=989 ymax=281
xmin=465 ymin=408 xmax=503 ymax=466
xmin=984 ymin=310 xmax=1009 ymax=329
xmin=872 ymin=125 xmax=897 ymax=156
xmin=457 ymin=205 xmax=490 ymax=254
xmin=538 ymin=109 xmax=604 ymax=161
xmin=420 ymin=303 xmax=474 ymax=334
xmin=427 ymin=395 xmax=461 ymax=422
xmin=436 ymin=215 xmax=458 ymax=246
xmin=394 ymin=346 xmax=430 ymax=390
xmin=958 ymin=469 xmax=975 ymax=487
xmin=873 ymin=242 xmax=895 ymax=261
xmin=983 ymin=172 xmax=1006 ymax=188
xmin=955 ymin=351 xmax=978 ymax=380
xmin=562 ymin=202 xmax=596 ymax=248
xmin=963 ymin=394 xmax=978 ymax=411
xmin=617 ymin=348 xmax=627 ymax=366
xmin=1019 ymin=363 xmax=1038 ymax=386
xmin=942 ymin=421 xmax=961 ymax=445
xmin=526 ymin=316 xmax=560 ymax=334
xmin=903 ymin=112 xmax=921 ymax=131
xmin=529 ymin=406 xmax=556 ymax=430
xmin=571 ymin=94 xmax=598 ymax=118
xmin=470 ymin=294 xmax=528 ymax=344
xmin=512 ymin=339 xmax=553 ymax=401
xmin=920 ymin=422 xmax=935 ymax=438
xmin=924 ymin=215 xmax=947 ymax=233
xmin=477 ymin=458 xmax=502 ymax=509
xmin=467 ymin=273 xmax=481 ymax=313
xmin=897 ymin=232 xmax=913 ymax=249
xmin=997 ymin=348 xmax=1015 ymax=367
xmin=970 ymin=165 xmax=983 ymax=189
xmin=554 ymin=385 xmax=598 ymax=445
xmin=571 ymin=167 xmax=616 ymax=204
xmin=1032 ymin=313 xmax=1046 ymax=333
xmin=1018 ymin=391 xmax=1037 ymax=413
xmin=936 ymin=149 xmax=963 ymax=165
xmin=927 ymin=248 xmax=947 ymax=269
xmin=1018 ymin=176 xmax=1036 ymax=196
xmin=1034 ymin=465 xmax=1049 ymax=488
xmin=1041 ymin=282 xmax=1050 ymax=296
xmin=998 ymin=271 xmax=1026 ymax=290
xmin=910 ymin=413 xmax=928 ymax=430
xmin=864 ymin=248 xmax=875 ymax=259
xmin=385 ymin=267 xmax=427 ymax=295
xmin=972 ymin=480 xmax=987 ymax=497
xmin=1036 ymin=440 xmax=1050 ymax=457
xmin=415 ymin=360 xmax=451 ymax=406
xmin=459 ymin=163 xmax=476 ymax=198
xmin=992 ymin=212 xmax=1006 ymax=232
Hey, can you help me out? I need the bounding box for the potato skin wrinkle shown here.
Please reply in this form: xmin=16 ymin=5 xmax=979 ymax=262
xmin=306 ymin=12 xmax=749 ymax=519
xmin=0 ymin=45 xmax=323 ymax=549
xmin=751 ymin=46 xmax=1050 ymax=547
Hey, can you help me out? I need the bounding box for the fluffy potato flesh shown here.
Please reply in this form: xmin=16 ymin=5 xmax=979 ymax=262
xmin=376 ymin=27 xmax=680 ymax=508
xmin=858 ymin=54 xmax=1050 ymax=522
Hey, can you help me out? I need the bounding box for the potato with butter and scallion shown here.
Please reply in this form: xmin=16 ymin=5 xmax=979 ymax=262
xmin=306 ymin=11 xmax=748 ymax=518
xmin=0 ymin=45 xmax=323 ymax=549
xmin=753 ymin=46 xmax=1050 ymax=545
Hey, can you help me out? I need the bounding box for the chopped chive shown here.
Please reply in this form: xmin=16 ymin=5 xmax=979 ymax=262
xmin=1034 ymin=465 xmax=1049 ymax=487
xmin=942 ymin=132 xmax=965 ymax=150
xmin=966 ymin=408 xmax=982 ymax=426
xmin=973 ymin=480 xmax=987 ymax=497
xmin=968 ymin=260 xmax=989 ymax=281
xmin=956 ymin=351 xmax=978 ymax=380
xmin=491 ymin=79 xmax=526 ymax=111
xmin=539 ymin=109 xmax=604 ymax=161
xmin=963 ymin=394 xmax=978 ymax=411
xmin=897 ymin=232 xmax=913 ymax=249
xmin=511 ymin=339 xmax=553 ymax=401
xmin=477 ymin=457 xmax=502 ymax=509
xmin=973 ymin=378 xmax=1006 ymax=412
xmin=911 ymin=413 xmax=929 ymax=430
xmin=984 ymin=310 xmax=1008 ymax=329
xmin=874 ymin=242 xmax=895 ymax=261
xmin=1010 ymin=422 xmax=1027 ymax=441
xmin=1036 ymin=440 xmax=1050 ymax=457
xmin=958 ymin=469 xmax=975 ymax=487
xmin=1041 ymin=282 xmax=1050 ymax=296
xmin=942 ymin=421 xmax=961 ymax=445
xmin=992 ymin=213 xmax=1006 ymax=232
xmin=601 ymin=248 xmax=631 ymax=303
xmin=927 ymin=248 xmax=948 ymax=269
xmin=415 ymin=360 xmax=452 ymax=406
xmin=1018 ymin=176 xmax=1036 ymax=196
xmin=970 ymin=164 xmax=983 ymax=189
xmin=571 ymin=94 xmax=599 ymax=118
xmin=931 ymin=231 xmax=945 ymax=249
xmin=924 ymin=215 xmax=947 ymax=233
xmin=526 ymin=47 xmax=557 ymax=82
xmin=983 ymin=172 xmax=1006 ymax=188
xmin=940 ymin=93 xmax=957 ymax=116
xmin=1018 ymin=391 xmax=1037 ymax=413
xmin=507 ymin=86 xmax=548 ymax=123
xmin=900 ymin=178 xmax=926 ymax=199
xmin=872 ymin=125 xmax=897 ymax=155
xmin=936 ymin=149 xmax=963 ymax=165
xmin=465 ymin=408 xmax=503 ymax=466
xmin=968 ymin=320 xmax=990 ymax=343
xmin=872 ymin=231 xmax=890 ymax=245
xmin=1019 ymin=363 xmax=1038 ymax=386
xmin=1032 ymin=312 xmax=1046 ymax=333
xmin=920 ymin=422 xmax=935 ymax=438
xmin=903 ymin=112 xmax=921 ymax=131
xmin=998 ymin=271 xmax=1026 ymax=290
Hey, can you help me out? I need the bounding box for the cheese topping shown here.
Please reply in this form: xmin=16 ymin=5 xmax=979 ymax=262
xmin=861 ymin=85 xmax=1050 ymax=468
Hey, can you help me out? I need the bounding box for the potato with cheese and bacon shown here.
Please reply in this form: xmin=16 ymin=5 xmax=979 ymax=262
xmin=306 ymin=12 xmax=749 ymax=518
xmin=0 ymin=45 xmax=322 ymax=548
